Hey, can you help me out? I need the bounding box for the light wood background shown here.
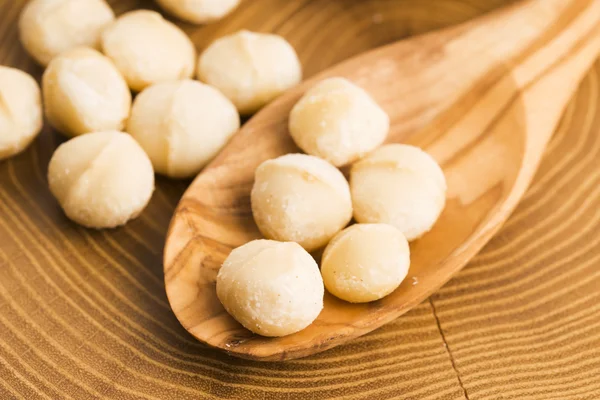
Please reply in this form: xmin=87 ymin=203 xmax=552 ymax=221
xmin=1 ymin=0 xmax=599 ymax=399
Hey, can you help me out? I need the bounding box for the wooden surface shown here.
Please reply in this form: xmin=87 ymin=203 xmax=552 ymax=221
xmin=164 ymin=0 xmax=600 ymax=361
xmin=0 ymin=0 xmax=599 ymax=398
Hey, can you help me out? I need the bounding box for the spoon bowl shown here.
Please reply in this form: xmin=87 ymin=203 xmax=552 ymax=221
xmin=164 ymin=0 xmax=600 ymax=361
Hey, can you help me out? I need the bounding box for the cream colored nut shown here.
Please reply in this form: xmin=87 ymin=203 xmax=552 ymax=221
xmin=289 ymin=77 xmax=389 ymax=167
xmin=198 ymin=30 xmax=302 ymax=114
xmin=101 ymin=10 xmax=196 ymax=92
xmin=321 ymin=224 xmax=410 ymax=303
xmin=19 ymin=0 xmax=115 ymax=66
xmin=350 ymin=144 xmax=447 ymax=241
xmin=0 ymin=67 xmax=43 ymax=160
xmin=156 ymin=0 xmax=241 ymax=24
xmin=127 ymin=80 xmax=240 ymax=178
xmin=217 ymin=239 xmax=324 ymax=337
xmin=251 ymin=153 xmax=352 ymax=252
xmin=42 ymin=47 xmax=131 ymax=138
xmin=48 ymin=131 xmax=154 ymax=229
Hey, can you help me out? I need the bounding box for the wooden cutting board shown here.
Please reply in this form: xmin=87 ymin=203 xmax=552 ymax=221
xmin=1 ymin=0 xmax=599 ymax=399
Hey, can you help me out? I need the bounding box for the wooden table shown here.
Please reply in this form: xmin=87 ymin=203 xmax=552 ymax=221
xmin=1 ymin=0 xmax=599 ymax=398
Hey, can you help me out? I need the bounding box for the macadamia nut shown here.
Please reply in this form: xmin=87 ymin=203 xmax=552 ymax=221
xmin=19 ymin=0 xmax=115 ymax=66
xmin=156 ymin=0 xmax=241 ymax=24
xmin=42 ymin=47 xmax=131 ymax=138
xmin=216 ymin=239 xmax=324 ymax=337
xmin=321 ymin=224 xmax=410 ymax=303
xmin=198 ymin=30 xmax=302 ymax=114
xmin=101 ymin=10 xmax=196 ymax=92
xmin=289 ymin=77 xmax=389 ymax=167
xmin=350 ymin=144 xmax=446 ymax=241
xmin=48 ymin=131 xmax=154 ymax=228
xmin=251 ymin=154 xmax=352 ymax=252
xmin=0 ymin=67 xmax=43 ymax=160
xmin=127 ymin=80 xmax=240 ymax=178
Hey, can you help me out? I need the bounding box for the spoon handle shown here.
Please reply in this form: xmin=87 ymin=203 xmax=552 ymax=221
xmin=483 ymin=0 xmax=600 ymax=231
xmin=477 ymin=0 xmax=600 ymax=146
xmin=515 ymin=1 xmax=600 ymax=150
xmin=428 ymin=0 xmax=600 ymax=249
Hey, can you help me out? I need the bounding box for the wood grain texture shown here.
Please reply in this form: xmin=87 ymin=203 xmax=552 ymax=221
xmin=0 ymin=0 xmax=599 ymax=398
xmin=164 ymin=0 xmax=600 ymax=361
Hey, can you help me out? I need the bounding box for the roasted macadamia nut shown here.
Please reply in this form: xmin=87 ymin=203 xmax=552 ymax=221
xmin=101 ymin=10 xmax=196 ymax=92
xmin=321 ymin=224 xmax=410 ymax=303
xmin=350 ymin=144 xmax=446 ymax=241
xmin=0 ymin=67 xmax=43 ymax=160
xmin=289 ymin=77 xmax=389 ymax=167
xmin=198 ymin=30 xmax=302 ymax=114
xmin=127 ymin=80 xmax=240 ymax=178
xmin=48 ymin=131 xmax=154 ymax=228
xmin=42 ymin=47 xmax=131 ymax=138
xmin=19 ymin=0 xmax=115 ymax=66
xmin=156 ymin=0 xmax=241 ymax=24
xmin=217 ymin=240 xmax=324 ymax=337
xmin=251 ymin=154 xmax=352 ymax=252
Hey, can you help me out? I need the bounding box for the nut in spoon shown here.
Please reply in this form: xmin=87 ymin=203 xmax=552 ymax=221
xmin=164 ymin=0 xmax=600 ymax=361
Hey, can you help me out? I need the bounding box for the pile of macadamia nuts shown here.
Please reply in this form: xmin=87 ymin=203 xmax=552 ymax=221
xmin=6 ymin=0 xmax=300 ymax=229
xmin=218 ymin=76 xmax=447 ymax=337
xmin=3 ymin=0 xmax=447 ymax=339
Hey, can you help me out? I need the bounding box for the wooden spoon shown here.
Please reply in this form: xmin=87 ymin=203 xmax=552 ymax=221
xmin=164 ymin=0 xmax=600 ymax=361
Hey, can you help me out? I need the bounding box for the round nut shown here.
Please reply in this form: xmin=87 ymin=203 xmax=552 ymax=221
xmin=127 ymin=80 xmax=240 ymax=178
xmin=156 ymin=0 xmax=241 ymax=24
xmin=289 ymin=77 xmax=390 ymax=167
xmin=321 ymin=224 xmax=410 ymax=303
xmin=48 ymin=131 xmax=154 ymax=228
xmin=19 ymin=0 xmax=115 ymax=66
xmin=217 ymin=239 xmax=324 ymax=337
xmin=42 ymin=47 xmax=131 ymax=138
xmin=251 ymin=153 xmax=352 ymax=252
xmin=198 ymin=30 xmax=302 ymax=114
xmin=0 ymin=67 xmax=43 ymax=159
xmin=350 ymin=144 xmax=446 ymax=241
xmin=101 ymin=10 xmax=196 ymax=92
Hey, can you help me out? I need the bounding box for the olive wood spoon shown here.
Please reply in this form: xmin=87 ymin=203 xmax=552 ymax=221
xmin=164 ymin=0 xmax=600 ymax=361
